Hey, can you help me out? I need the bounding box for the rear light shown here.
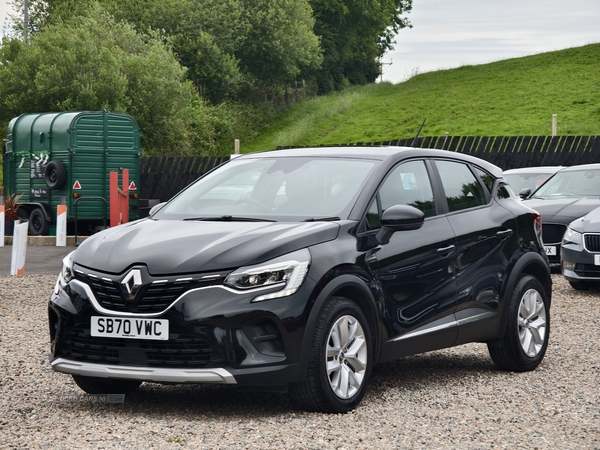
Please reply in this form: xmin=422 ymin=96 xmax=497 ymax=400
xmin=532 ymin=209 xmax=542 ymax=235
xmin=73 ymin=193 xmax=82 ymax=199
xmin=130 ymin=193 xmax=139 ymax=199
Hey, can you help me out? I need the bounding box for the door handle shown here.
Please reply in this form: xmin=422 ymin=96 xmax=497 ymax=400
xmin=436 ymin=244 xmax=455 ymax=256
xmin=496 ymin=229 xmax=513 ymax=239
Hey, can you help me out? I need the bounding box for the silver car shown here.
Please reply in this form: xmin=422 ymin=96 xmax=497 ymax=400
xmin=562 ymin=206 xmax=600 ymax=290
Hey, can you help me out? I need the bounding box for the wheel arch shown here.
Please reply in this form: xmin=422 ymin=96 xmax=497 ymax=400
xmin=297 ymin=271 xmax=382 ymax=380
xmin=17 ymin=202 xmax=53 ymax=222
xmin=495 ymin=252 xmax=552 ymax=339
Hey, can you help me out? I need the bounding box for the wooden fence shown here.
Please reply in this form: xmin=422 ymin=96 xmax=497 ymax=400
xmin=140 ymin=135 xmax=600 ymax=201
xmin=307 ymin=135 xmax=600 ymax=169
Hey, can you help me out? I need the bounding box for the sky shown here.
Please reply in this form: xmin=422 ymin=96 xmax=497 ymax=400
xmin=382 ymin=0 xmax=600 ymax=83
xmin=1 ymin=0 xmax=599 ymax=84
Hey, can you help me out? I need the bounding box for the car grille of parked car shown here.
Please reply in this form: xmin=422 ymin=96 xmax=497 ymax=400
xmin=574 ymin=263 xmax=600 ymax=278
xmin=542 ymin=223 xmax=567 ymax=244
xmin=584 ymin=234 xmax=600 ymax=252
xmin=57 ymin=328 xmax=226 ymax=368
xmin=74 ymin=270 xmax=225 ymax=314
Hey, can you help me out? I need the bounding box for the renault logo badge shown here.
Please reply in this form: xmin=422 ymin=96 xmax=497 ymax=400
xmin=121 ymin=269 xmax=143 ymax=301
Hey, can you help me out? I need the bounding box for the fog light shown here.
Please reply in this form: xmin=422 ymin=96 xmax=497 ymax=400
xmin=563 ymin=261 xmax=576 ymax=271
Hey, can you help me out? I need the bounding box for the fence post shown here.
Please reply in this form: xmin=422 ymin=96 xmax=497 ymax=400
xmin=552 ymin=114 xmax=558 ymax=137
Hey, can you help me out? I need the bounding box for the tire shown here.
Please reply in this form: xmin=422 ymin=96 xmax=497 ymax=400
xmin=45 ymin=160 xmax=67 ymax=190
xmin=569 ymin=280 xmax=590 ymax=291
xmin=72 ymin=375 xmax=142 ymax=395
xmin=28 ymin=208 xmax=50 ymax=236
xmin=291 ymin=297 xmax=372 ymax=413
xmin=488 ymin=274 xmax=550 ymax=372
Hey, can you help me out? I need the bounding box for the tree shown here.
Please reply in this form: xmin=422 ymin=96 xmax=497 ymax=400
xmin=10 ymin=0 xmax=323 ymax=103
xmin=236 ymin=0 xmax=322 ymax=89
xmin=309 ymin=0 xmax=412 ymax=92
xmin=0 ymin=6 xmax=216 ymax=155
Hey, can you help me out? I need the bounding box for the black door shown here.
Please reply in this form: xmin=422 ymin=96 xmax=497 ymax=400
xmin=365 ymin=160 xmax=458 ymax=361
xmin=432 ymin=160 xmax=519 ymax=344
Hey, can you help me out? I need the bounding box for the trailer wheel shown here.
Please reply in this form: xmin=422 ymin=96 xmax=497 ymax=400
xmin=29 ymin=208 xmax=50 ymax=236
xmin=45 ymin=161 xmax=67 ymax=190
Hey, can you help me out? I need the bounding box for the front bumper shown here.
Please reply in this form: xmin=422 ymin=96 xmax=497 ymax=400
xmin=561 ymin=244 xmax=600 ymax=282
xmin=50 ymin=358 xmax=237 ymax=383
xmin=49 ymin=275 xmax=314 ymax=386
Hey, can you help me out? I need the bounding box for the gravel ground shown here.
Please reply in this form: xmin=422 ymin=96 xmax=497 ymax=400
xmin=0 ymin=274 xmax=598 ymax=449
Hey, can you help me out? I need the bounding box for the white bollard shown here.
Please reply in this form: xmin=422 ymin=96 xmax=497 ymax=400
xmin=10 ymin=220 xmax=28 ymax=276
xmin=56 ymin=203 xmax=67 ymax=246
xmin=0 ymin=198 xmax=4 ymax=248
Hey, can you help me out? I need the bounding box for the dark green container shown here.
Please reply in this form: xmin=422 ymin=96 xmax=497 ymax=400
xmin=3 ymin=111 xmax=141 ymax=235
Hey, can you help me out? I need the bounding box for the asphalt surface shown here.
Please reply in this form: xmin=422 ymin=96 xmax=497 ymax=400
xmin=0 ymin=244 xmax=75 ymax=276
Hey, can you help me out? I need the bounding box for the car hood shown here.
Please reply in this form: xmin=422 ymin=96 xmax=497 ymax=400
xmin=568 ymin=206 xmax=600 ymax=233
xmin=74 ymin=219 xmax=340 ymax=275
xmin=523 ymin=197 xmax=600 ymax=225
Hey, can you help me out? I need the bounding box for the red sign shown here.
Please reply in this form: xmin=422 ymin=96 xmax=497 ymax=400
xmin=129 ymin=181 xmax=137 ymax=190
xmin=73 ymin=181 xmax=82 ymax=190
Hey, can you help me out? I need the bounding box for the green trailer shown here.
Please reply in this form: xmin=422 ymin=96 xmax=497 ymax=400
xmin=3 ymin=111 xmax=141 ymax=235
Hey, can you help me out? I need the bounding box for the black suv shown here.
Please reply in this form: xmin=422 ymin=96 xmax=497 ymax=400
xmin=49 ymin=147 xmax=551 ymax=413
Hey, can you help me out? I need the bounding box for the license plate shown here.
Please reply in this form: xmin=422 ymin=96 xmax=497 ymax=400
xmin=91 ymin=316 xmax=169 ymax=340
xmin=595 ymin=254 xmax=600 ymax=266
xmin=544 ymin=246 xmax=557 ymax=256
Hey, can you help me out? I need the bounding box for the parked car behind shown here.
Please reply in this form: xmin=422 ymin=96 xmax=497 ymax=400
xmin=522 ymin=164 xmax=600 ymax=264
xmin=503 ymin=166 xmax=563 ymax=197
xmin=49 ymin=147 xmax=552 ymax=413
xmin=561 ymin=206 xmax=600 ymax=290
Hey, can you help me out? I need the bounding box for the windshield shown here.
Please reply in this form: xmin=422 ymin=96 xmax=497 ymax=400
xmin=534 ymin=168 xmax=600 ymax=198
xmin=157 ymin=157 xmax=377 ymax=221
xmin=504 ymin=172 xmax=555 ymax=194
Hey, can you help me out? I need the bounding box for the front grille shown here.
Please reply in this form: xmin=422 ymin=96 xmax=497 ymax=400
xmin=57 ymin=328 xmax=226 ymax=368
xmin=574 ymin=263 xmax=600 ymax=278
xmin=74 ymin=267 xmax=225 ymax=314
xmin=542 ymin=223 xmax=567 ymax=244
xmin=585 ymin=234 xmax=600 ymax=252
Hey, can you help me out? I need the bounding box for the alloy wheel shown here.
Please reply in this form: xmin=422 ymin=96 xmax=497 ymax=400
xmin=325 ymin=315 xmax=368 ymax=399
xmin=518 ymin=288 xmax=547 ymax=357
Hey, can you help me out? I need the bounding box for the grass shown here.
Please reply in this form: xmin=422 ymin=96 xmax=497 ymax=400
xmin=243 ymin=44 xmax=600 ymax=153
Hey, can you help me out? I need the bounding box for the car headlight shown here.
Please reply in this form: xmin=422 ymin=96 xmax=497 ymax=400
xmin=563 ymin=228 xmax=583 ymax=246
xmin=225 ymin=249 xmax=310 ymax=302
xmin=59 ymin=251 xmax=76 ymax=285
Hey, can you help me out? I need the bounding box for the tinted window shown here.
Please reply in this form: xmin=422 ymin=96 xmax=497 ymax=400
xmin=365 ymin=199 xmax=380 ymax=230
xmin=436 ymin=161 xmax=487 ymax=212
xmin=497 ymin=185 xmax=512 ymax=200
xmin=474 ymin=167 xmax=494 ymax=194
xmin=379 ymin=160 xmax=436 ymax=217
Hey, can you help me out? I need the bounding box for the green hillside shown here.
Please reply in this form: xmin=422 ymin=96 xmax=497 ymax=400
xmin=243 ymin=44 xmax=600 ymax=153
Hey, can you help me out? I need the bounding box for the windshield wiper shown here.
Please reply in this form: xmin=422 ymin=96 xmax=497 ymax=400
xmin=184 ymin=216 xmax=276 ymax=222
xmin=302 ymin=216 xmax=341 ymax=222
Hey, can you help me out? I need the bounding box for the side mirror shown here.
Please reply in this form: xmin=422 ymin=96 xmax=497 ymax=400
xmin=149 ymin=202 xmax=167 ymax=216
xmin=519 ymin=188 xmax=532 ymax=200
xmin=376 ymin=205 xmax=425 ymax=245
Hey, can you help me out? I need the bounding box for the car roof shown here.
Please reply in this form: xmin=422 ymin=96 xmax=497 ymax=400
xmin=504 ymin=166 xmax=564 ymax=174
xmin=236 ymin=146 xmax=504 ymax=178
xmin=559 ymin=163 xmax=600 ymax=172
